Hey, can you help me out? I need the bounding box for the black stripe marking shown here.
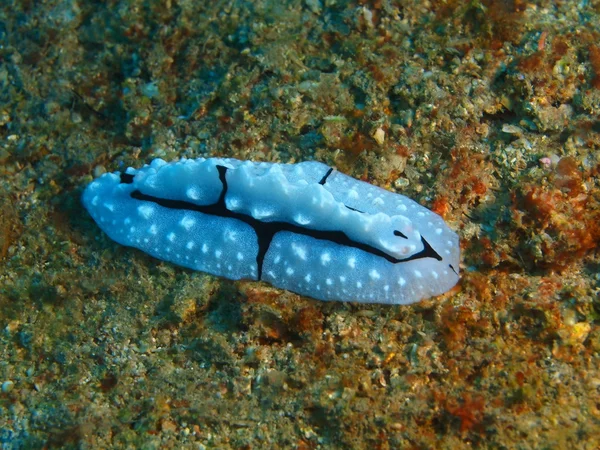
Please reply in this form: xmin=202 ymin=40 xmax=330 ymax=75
xmin=319 ymin=168 xmax=365 ymax=213
xmin=318 ymin=168 xmax=334 ymax=185
xmin=130 ymin=165 xmax=442 ymax=279
xmin=345 ymin=205 xmax=364 ymax=213
xmin=120 ymin=173 xmax=135 ymax=184
xmin=393 ymin=230 xmax=408 ymax=239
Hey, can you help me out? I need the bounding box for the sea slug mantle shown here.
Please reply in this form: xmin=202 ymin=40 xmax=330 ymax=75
xmin=82 ymin=158 xmax=460 ymax=304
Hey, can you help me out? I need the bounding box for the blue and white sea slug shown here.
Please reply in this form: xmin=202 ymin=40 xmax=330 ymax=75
xmin=82 ymin=158 xmax=460 ymax=304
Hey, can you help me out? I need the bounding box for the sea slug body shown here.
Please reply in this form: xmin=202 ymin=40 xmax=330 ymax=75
xmin=82 ymin=158 xmax=460 ymax=304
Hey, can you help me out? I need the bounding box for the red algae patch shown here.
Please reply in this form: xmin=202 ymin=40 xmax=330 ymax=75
xmin=512 ymin=156 xmax=600 ymax=270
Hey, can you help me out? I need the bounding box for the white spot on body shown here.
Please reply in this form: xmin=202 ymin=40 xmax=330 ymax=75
xmin=252 ymin=208 xmax=273 ymax=219
xmin=320 ymin=253 xmax=331 ymax=265
xmin=149 ymin=225 xmax=158 ymax=235
xmin=347 ymin=258 xmax=356 ymax=269
xmin=414 ymin=270 xmax=422 ymax=278
xmin=186 ymin=241 xmax=195 ymax=250
xmin=227 ymin=197 xmax=241 ymax=209
xmin=137 ymin=205 xmax=154 ymax=219
xmin=180 ymin=216 xmax=196 ymax=230
xmin=291 ymin=243 xmax=307 ymax=260
xmin=186 ymin=186 xmax=201 ymax=200
xmin=293 ymin=214 xmax=311 ymax=225
xmin=167 ymin=232 xmax=176 ymax=242
xmin=224 ymin=230 xmax=238 ymax=242
xmin=369 ymin=270 xmax=381 ymax=280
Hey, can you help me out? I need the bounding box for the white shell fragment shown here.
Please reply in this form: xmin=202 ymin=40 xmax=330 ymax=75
xmin=82 ymin=158 xmax=460 ymax=304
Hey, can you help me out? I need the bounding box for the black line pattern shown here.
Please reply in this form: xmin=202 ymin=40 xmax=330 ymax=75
xmin=345 ymin=204 xmax=364 ymax=213
xmin=121 ymin=173 xmax=134 ymax=184
xmin=394 ymin=230 xmax=408 ymax=239
xmin=318 ymin=168 xmax=334 ymax=185
xmin=127 ymin=165 xmax=442 ymax=279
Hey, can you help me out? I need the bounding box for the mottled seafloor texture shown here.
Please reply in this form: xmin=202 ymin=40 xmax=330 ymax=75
xmin=0 ymin=0 xmax=599 ymax=448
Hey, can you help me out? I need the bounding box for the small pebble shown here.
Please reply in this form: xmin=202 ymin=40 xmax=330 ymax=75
xmin=93 ymin=165 xmax=107 ymax=178
xmin=2 ymin=380 xmax=14 ymax=393
xmin=373 ymin=127 xmax=385 ymax=145
xmin=394 ymin=177 xmax=409 ymax=189
xmin=539 ymin=157 xmax=553 ymax=169
xmin=502 ymin=124 xmax=523 ymax=135
xmin=141 ymin=82 xmax=160 ymax=98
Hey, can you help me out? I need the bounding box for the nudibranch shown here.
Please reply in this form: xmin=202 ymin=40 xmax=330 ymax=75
xmin=83 ymin=158 xmax=459 ymax=304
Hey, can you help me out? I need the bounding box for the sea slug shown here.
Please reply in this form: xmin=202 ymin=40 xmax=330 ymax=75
xmin=82 ymin=158 xmax=460 ymax=304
